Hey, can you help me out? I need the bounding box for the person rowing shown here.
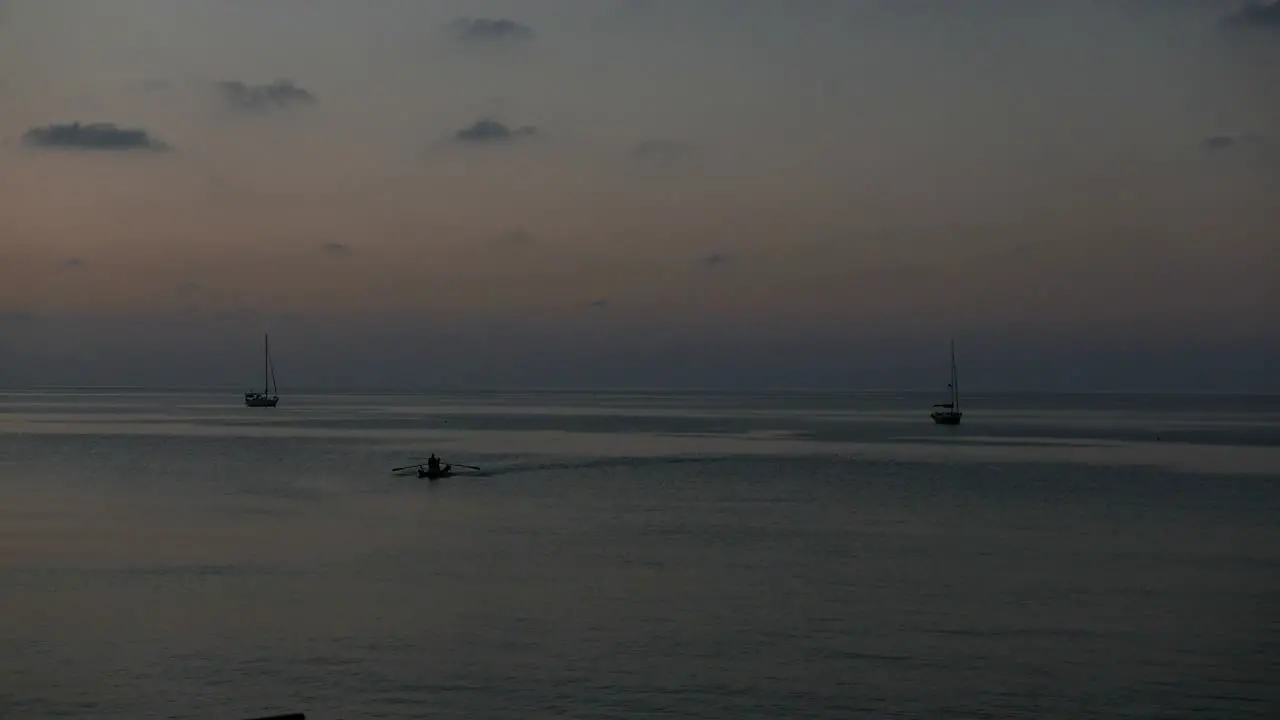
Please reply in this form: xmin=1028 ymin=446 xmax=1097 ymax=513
xmin=418 ymin=454 xmax=452 ymax=479
xmin=392 ymin=459 xmax=475 ymax=476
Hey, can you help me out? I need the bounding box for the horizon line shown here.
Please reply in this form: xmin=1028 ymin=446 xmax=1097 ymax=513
xmin=0 ymin=384 xmax=1275 ymax=397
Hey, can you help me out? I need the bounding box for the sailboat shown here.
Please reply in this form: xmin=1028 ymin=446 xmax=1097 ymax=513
xmin=244 ymin=334 xmax=280 ymax=408
xmin=930 ymin=339 xmax=962 ymax=425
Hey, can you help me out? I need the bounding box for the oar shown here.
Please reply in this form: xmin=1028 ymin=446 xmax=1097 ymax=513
xmin=391 ymin=462 xmax=480 ymax=473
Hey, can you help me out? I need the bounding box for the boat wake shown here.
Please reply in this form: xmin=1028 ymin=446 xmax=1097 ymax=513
xmin=425 ymin=454 xmax=736 ymax=478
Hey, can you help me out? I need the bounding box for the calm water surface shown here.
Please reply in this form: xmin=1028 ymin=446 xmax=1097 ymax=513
xmin=1 ymin=390 xmax=1277 ymax=719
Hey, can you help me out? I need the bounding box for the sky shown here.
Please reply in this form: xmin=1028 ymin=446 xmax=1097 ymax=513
xmin=0 ymin=0 xmax=1277 ymax=391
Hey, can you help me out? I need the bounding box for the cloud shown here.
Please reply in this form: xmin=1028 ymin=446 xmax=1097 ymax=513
xmin=698 ymin=252 xmax=730 ymax=268
xmin=21 ymin=122 xmax=169 ymax=152
xmin=216 ymin=80 xmax=317 ymax=112
xmin=61 ymin=258 xmax=86 ymax=268
xmin=1227 ymin=1 xmax=1280 ymax=29
xmin=1202 ymin=133 xmax=1267 ymax=151
xmin=454 ymin=119 xmax=538 ymax=143
xmin=630 ymin=139 xmax=694 ymax=163
xmin=588 ymin=298 xmax=609 ymax=309
xmin=1204 ymin=135 xmax=1237 ymax=150
xmin=320 ymin=242 xmax=351 ymax=254
xmin=449 ymin=17 xmax=535 ymax=44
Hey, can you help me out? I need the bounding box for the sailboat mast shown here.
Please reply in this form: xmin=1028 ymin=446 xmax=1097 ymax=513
xmin=950 ymin=340 xmax=959 ymax=412
xmin=263 ymin=334 xmax=270 ymax=395
xmin=268 ymin=336 xmax=278 ymax=396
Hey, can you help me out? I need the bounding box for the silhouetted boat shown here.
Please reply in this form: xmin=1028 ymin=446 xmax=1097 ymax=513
xmin=244 ymin=333 xmax=280 ymax=408
xmin=391 ymin=460 xmax=479 ymax=478
xmin=930 ymin=339 xmax=962 ymax=425
xmin=418 ymin=465 xmax=453 ymax=480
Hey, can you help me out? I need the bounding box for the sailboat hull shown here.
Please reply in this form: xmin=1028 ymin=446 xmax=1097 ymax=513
xmin=245 ymin=394 xmax=279 ymax=408
xmin=931 ymin=411 xmax=962 ymax=425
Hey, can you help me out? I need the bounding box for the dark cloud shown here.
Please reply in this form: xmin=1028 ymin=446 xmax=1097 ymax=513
xmin=21 ymin=122 xmax=169 ymax=152
xmin=449 ymin=17 xmax=535 ymax=44
xmin=321 ymin=242 xmax=351 ymax=254
xmin=455 ymin=119 xmax=538 ymax=143
xmin=61 ymin=258 xmax=86 ymax=268
xmin=589 ymin=298 xmax=610 ymax=309
xmin=216 ymin=80 xmax=317 ymax=112
xmin=1227 ymin=1 xmax=1280 ymax=28
xmin=1202 ymin=133 xmax=1266 ymax=151
xmin=630 ymin=139 xmax=694 ymax=163
xmin=698 ymin=252 xmax=730 ymax=268
xmin=1204 ymin=135 xmax=1237 ymax=150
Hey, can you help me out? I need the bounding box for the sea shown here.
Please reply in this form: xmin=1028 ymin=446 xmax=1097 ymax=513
xmin=0 ymin=389 xmax=1277 ymax=720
